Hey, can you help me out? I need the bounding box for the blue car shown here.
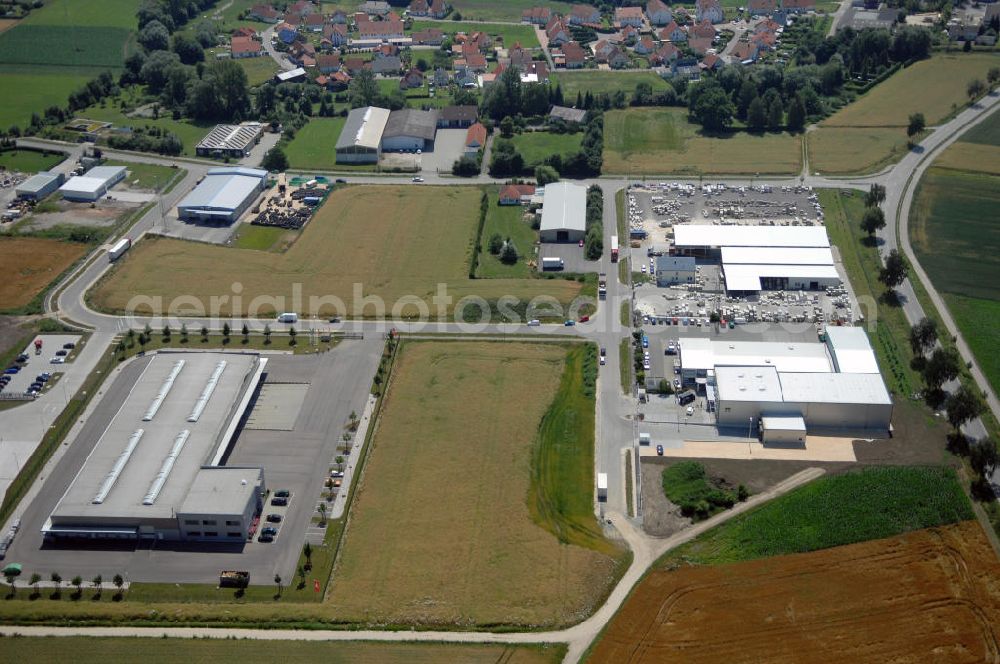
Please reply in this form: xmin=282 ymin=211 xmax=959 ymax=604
xmin=564 ymin=320 xmax=575 ymax=326
xmin=4 ymin=367 xmax=20 ymax=375
xmin=641 ymin=336 xmax=649 ymax=349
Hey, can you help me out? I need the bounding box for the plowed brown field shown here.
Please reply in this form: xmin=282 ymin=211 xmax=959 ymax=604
xmin=590 ymin=521 xmax=1000 ymax=664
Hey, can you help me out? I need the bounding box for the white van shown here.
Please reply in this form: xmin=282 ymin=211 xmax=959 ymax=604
xmin=527 ymin=319 xmax=541 ymax=326
xmin=277 ymin=312 xmax=298 ymax=323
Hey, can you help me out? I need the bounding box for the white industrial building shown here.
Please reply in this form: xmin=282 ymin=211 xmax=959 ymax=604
xmin=177 ymin=167 xmax=267 ymax=224
xmin=195 ymin=122 xmax=264 ymax=158
xmin=679 ymin=329 xmax=892 ymax=436
xmin=380 ymin=109 xmax=437 ymax=152
xmin=673 ymin=225 xmax=831 ymax=255
xmin=721 ymin=245 xmax=839 ymax=293
xmin=336 ymin=105 xmax=390 ymax=164
xmin=539 ymin=181 xmax=587 ymax=243
xmin=59 ymin=165 xmax=127 ymax=202
xmin=15 ymin=171 xmax=64 ymax=200
xmin=43 ymin=352 xmax=268 ymax=542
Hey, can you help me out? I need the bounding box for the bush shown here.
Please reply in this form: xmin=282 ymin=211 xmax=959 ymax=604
xmin=662 ymin=461 xmax=736 ymax=521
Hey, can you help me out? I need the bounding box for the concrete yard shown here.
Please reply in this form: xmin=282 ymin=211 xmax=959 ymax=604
xmin=3 ymin=337 xmax=382 ymax=585
xmin=420 ymin=128 xmax=469 ymax=173
xmin=638 ymin=436 xmax=858 ymax=462
xmin=537 ymin=242 xmax=600 ymax=274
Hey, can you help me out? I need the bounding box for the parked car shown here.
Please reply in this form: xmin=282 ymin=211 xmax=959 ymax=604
xmin=579 ymin=315 xmax=589 ymax=323
xmin=55 ymin=350 xmax=67 ymax=357
xmin=329 ymin=316 xmax=341 ymax=323
xmin=274 ymin=489 xmax=290 ymax=498
xmin=686 ymin=405 xmax=694 ymax=416
xmin=36 ymin=373 xmax=50 ymax=382
xmin=261 ymin=527 xmax=278 ymax=537
xmin=3 ymin=367 xmax=18 ymax=375
xmin=335 ymin=178 xmax=347 ymax=184
xmin=656 ymin=445 xmax=664 ymax=456
xmin=62 ymin=342 xmax=75 ymax=349
xmin=265 ymin=514 xmax=282 ymax=523
xmin=600 ymin=347 xmax=606 ymax=356
xmin=599 ymin=356 xmax=606 ymax=365
xmin=270 ymin=496 xmax=288 ymax=506
xmin=411 ymin=176 xmax=424 ymax=183
xmin=563 ymin=320 xmax=575 ymax=326
xmin=674 ymin=378 xmax=681 ymax=389
xmin=50 ymin=357 xmax=65 ymax=364
xmin=330 ymin=470 xmax=344 ymax=478
xmin=257 ymin=533 xmax=274 ymax=543
xmin=16 ymin=353 xmax=28 ymax=362
xmin=527 ymin=319 xmax=540 ymax=326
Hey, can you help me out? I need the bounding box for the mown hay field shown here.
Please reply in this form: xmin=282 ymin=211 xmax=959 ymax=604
xmin=603 ymin=108 xmax=802 ymax=175
xmin=0 ymin=237 xmax=88 ymax=311
xmin=327 ymin=341 xmax=622 ymax=627
xmin=89 ymin=185 xmax=582 ymax=317
xmin=588 ymin=521 xmax=1000 ymax=664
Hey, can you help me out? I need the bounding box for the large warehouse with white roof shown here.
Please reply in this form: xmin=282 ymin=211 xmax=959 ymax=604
xmin=43 ymin=352 xmax=267 ymax=542
xmin=336 ymin=105 xmax=390 ymax=163
xmin=59 ymin=165 xmax=127 ymax=202
xmin=177 ymin=167 xmax=267 ymax=224
xmin=539 ymin=182 xmax=587 ymax=243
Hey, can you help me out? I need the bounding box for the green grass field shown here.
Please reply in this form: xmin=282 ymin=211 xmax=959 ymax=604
xmin=328 ymin=341 xmax=621 ymax=627
xmin=19 ymin=0 xmax=140 ymax=28
xmin=604 ymin=108 xmax=802 ymax=175
xmin=821 ymin=189 xmax=920 ymax=396
xmin=478 ymin=191 xmax=537 ymax=279
xmin=945 ymin=294 xmax=1000 ymax=400
xmin=552 ymin=71 xmax=669 ymax=98
xmin=658 ymin=466 xmax=972 ymax=567
xmin=410 ymin=19 xmax=540 ymax=48
xmin=231 ymin=224 xmax=294 ymax=252
xmin=0 ymin=25 xmax=132 ymax=68
xmin=79 ymin=102 xmax=215 ymax=157
xmin=284 ymin=117 xmax=347 ymax=171
xmin=0 ymin=147 xmax=65 ymax=172
xmin=0 ymin=636 xmax=566 ymax=664
xmin=235 ymin=54 xmax=280 ymax=86
xmin=105 ymin=160 xmax=183 ymax=192
xmin=807 ymin=126 xmax=910 ymax=175
xmin=0 ymin=69 xmax=97 ymax=129
xmin=511 ymin=130 xmax=582 ymax=167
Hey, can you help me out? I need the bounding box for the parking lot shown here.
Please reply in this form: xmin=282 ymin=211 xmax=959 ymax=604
xmin=3 ymin=337 xmax=383 ymax=585
xmin=537 ymin=241 xmax=599 ymax=274
xmin=419 ymin=128 xmax=470 ymax=173
xmin=0 ymin=334 xmax=82 ymax=398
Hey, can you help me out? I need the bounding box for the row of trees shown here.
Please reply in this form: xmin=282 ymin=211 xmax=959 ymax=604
xmin=584 ymin=184 xmax=603 ymax=260
xmin=5 ymin=570 xmax=125 ymax=599
xmin=489 ymin=113 xmax=603 ymax=179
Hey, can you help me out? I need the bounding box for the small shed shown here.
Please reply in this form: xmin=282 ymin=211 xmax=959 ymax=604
xmin=761 ymin=415 xmax=807 ymax=445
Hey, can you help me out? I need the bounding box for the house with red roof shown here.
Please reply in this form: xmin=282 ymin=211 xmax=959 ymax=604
xmin=412 ymin=27 xmax=444 ymax=44
xmin=649 ymin=42 xmax=680 ymax=65
xmin=249 ymin=4 xmax=280 ymax=22
xmin=465 ymin=122 xmax=487 ymax=154
xmin=660 ymin=21 xmax=686 ymax=42
xmin=316 ymin=53 xmax=342 ymax=73
xmin=400 ymin=68 xmax=425 ymax=89
xmin=690 ymin=19 xmax=717 ymax=39
xmin=522 ymin=6 xmax=552 ymax=24
xmin=230 ymin=36 xmax=262 ymax=58
xmin=615 ymin=6 xmax=645 ymax=27
xmin=545 ymin=16 xmax=572 ymax=45
xmin=687 ymin=36 xmax=713 ymax=54
xmin=559 ymin=41 xmax=587 ymax=68
xmin=569 ymin=3 xmax=601 ymax=25
xmin=634 ymin=35 xmax=657 ymax=54
xmin=499 ymin=183 xmax=536 ymax=205
xmin=700 ymin=53 xmax=723 ymax=70
xmin=646 ymin=0 xmax=673 ymax=25
xmin=303 ymin=13 xmax=326 ymax=32
xmin=322 ymin=23 xmax=348 ymax=48
xmin=232 ymin=26 xmax=256 ymax=39
xmin=748 ymin=0 xmax=777 ymax=16
xmin=695 ymin=0 xmax=724 ymax=23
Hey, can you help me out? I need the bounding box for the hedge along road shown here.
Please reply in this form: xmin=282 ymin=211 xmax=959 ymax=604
xmin=0 ymin=468 xmax=825 ymax=664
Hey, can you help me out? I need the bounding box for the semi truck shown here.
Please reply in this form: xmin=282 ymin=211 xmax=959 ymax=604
xmin=597 ymin=473 xmax=608 ymax=503
xmin=108 ymin=238 xmax=131 ymax=262
xmin=541 ymin=257 xmax=564 ymax=271
xmin=610 ymin=235 xmax=619 ymax=262
xmin=598 ymin=273 xmax=607 ymax=299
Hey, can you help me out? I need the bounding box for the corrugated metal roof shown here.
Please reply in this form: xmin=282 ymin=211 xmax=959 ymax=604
xmin=178 ymin=172 xmax=262 ymax=212
xmin=16 ymin=172 xmax=60 ymax=193
xmin=674 ymin=225 xmax=830 ymax=248
xmin=540 ymin=182 xmax=587 ymax=233
xmin=336 ymin=105 xmax=390 ymax=150
xmin=382 ymin=108 xmax=438 ymax=140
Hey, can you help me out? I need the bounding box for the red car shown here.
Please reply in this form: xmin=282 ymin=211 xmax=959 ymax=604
xmin=579 ymin=315 xmax=590 ymax=323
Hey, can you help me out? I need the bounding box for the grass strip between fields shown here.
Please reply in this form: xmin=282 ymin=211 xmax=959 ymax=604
xmin=618 ymin=338 xmax=630 ymax=395
xmin=658 ymin=466 xmax=973 ymax=567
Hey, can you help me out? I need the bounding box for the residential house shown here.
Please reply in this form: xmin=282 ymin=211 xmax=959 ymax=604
xmin=748 ymin=0 xmax=777 ymax=15
xmin=619 ymin=24 xmax=639 ymax=44
xmin=690 ymin=19 xmax=717 ymax=39
xmin=660 ymin=21 xmax=686 ymax=42
xmin=569 ymin=4 xmax=602 ymax=25
xmin=322 ymin=23 xmax=348 ymax=48
xmin=700 ymin=53 xmax=723 ymax=70
xmin=249 ymin=4 xmax=280 ymax=22
xmin=276 ymin=23 xmax=299 ymax=44
xmin=360 ymin=0 xmax=391 ymax=16
xmin=593 ymin=39 xmax=615 ymax=61
xmin=751 ymin=29 xmax=778 ymax=51
xmin=230 ymin=36 xmax=262 ymax=58
xmin=607 ymin=46 xmax=629 ymax=68
xmin=303 ymin=13 xmax=326 ymax=32
xmin=522 ymin=60 xmax=550 ymax=83
xmin=781 ymin=0 xmax=815 ymax=12
xmin=408 ymin=0 xmax=446 ymax=17
xmin=289 ymin=40 xmax=316 ymax=66
xmin=672 ymin=57 xmax=701 ymax=78
xmin=356 ymin=17 xmax=405 ymax=40
xmin=615 ymin=6 xmax=645 ymax=27
xmin=549 ymin=105 xmax=586 ymax=123
xmin=455 ymin=51 xmax=487 ymax=72
xmin=412 ymin=27 xmax=444 ymax=45
xmin=545 ymin=16 xmax=572 ymax=45
xmin=634 ymin=35 xmax=657 ymax=54
xmin=499 ymin=183 xmax=536 ymax=205
xmin=317 ymin=71 xmax=350 ymax=90
xmin=408 ymin=0 xmax=431 ymax=14
xmin=465 ymin=122 xmax=487 ymax=154
xmin=400 ymin=68 xmax=425 ymax=89
xmin=438 ymin=105 xmax=478 ymax=128
xmin=454 ymin=67 xmax=478 ymax=87
xmin=731 ymin=40 xmax=759 ymax=62
xmin=428 ymin=0 xmax=448 ymax=18
xmin=371 ymin=55 xmax=403 ymax=75
xmin=522 ymin=6 xmax=553 ymax=24
xmin=647 ymin=0 xmax=673 ymax=25
xmin=433 ymin=67 xmax=450 ymax=86
xmin=650 ymin=42 xmax=680 ymax=65
xmin=232 ymin=26 xmax=256 ymax=39
xmin=344 ymin=58 xmax=369 ymax=75
xmin=695 ymin=0 xmax=724 ymax=23
xmin=376 ymin=43 xmax=400 ymax=58
xmin=288 ymin=0 xmax=314 ymax=16
xmin=282 ymin=13 xmax=301 ymax=27
xmin=688 ymin=37 xmax=713 ymax=54
xmin=330 ymin=9 xmax=347 ymax=23
xmin=508 ymin=43 xmax=534 ymax=68
xmin=316 ymin=53 xmax=342 ymax=73
xmin=559 ymin=41 xmax=587 ymax=68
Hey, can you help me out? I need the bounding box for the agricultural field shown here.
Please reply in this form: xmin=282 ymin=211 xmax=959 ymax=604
xmin=551 ymin=71 xmax=670 ymax=99
xmin=603 ymin=108 xmax=802 ymax=175
xmin=90 ymin=185 xmax=583 ymax=317
xmin=328 ymin=341 xmax=622 ymax=627
xmin=410 ymin=19 xmax=540 ymax=48
xmin=18 ymin=0 xmax=140 ymax=28
xmin=0 ymin=25 xmax=132 ymax=68
xmin=945 ymin=295 xmax=1000 ymax=400
xmin=511 ymin=130 xmax=583 ymax=167
xmin=0 ymin=147 xmax=65 ymax=172
xmin=587 ymin=521 xmax=1000 ymax=664
xmin=284 ymin=116 xmax=347 ymax=171
xmin=0 ymin=237 xmax=88 ymax=312
xmin=0 ymin=636 xmax=566 ymax=664
xmin=0 ymin=69 xmax=97 ymax=129
xmin=806 ymin=126 xmax=909 ymax=175
xmin=478 ymin=189 xmax=538 ymax=279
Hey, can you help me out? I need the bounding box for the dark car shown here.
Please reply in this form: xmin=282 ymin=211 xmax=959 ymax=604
xmin=265 ymin=513 xmax=282 ymax=523
xmin=3 ymin=367 xmax=19 ymax=375
xmin=16 ymin=353 xmax=28 ymax=363
xmin=656 ymin=445 xmax=664 ymax=456
xmin=30 ymin=382 xmax=44 ymax=391
xmin=35 ymin=374 xmax=49 ymax=383
xmin=274 ymin=489 xmax=290 ymax=498
xmin=329 ymin=316 xmax=341 ymax=323
xmin=62 ymin=342 xmax=76 ymax=349
xmin=261 ymin=526 xmax=278 ymax=537
xmin=55 ymin=350 xmax=67 ymax=357
xmin=257 ymin=533 xmax=274 ymax=543
xmin=270 ymin=496 xmax=288 ymax=507
xmin=335 ymin=178 xmax=347 ymax=184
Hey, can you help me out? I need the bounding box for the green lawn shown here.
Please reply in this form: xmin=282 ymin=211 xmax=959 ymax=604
xmin=19 ymin=0 xmax=141 ymax=28
xmin=285 ymin=117 xmax=346 ymax=171
xmin=478 ymin=191 xmax=537 ymax=279
xmin=410 ymin=19 xmax=540 ymax=48
xmin=0 ymin=147 xmax=66 ymax=172
xmin=552 ymin=71 xmax=669 ymax=99
xmin=604 ymin=108 xmax=802 ymax=175
xmin=0 ymin=69 xmax=97 ymax=129
xmin=945 ymin=294 xmax=1000 ymax=399
xmin=105 ymin=160 xmax=184 ymax=192
xmin=0 ymin=25 xmax=133 ymax=68
xmin=235 ymin=54 xmax=280 ymax=86
xmin=658 ymin=466 xmax=973 ymax=567
xmin=511 ymin=131 xmax=583 ymax=167
xmin=80 ymin=103 xmax=215 ymax=157
xmin=961 ymin=110 xmax=1000 ymax=146
xmin=231 ymin=224 xmax=291 ymax=251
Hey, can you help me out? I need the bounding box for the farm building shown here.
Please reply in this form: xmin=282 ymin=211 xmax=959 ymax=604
xmin=336 ymin=105 xmax=390 ymax=164
xmin=59 ymin=165 xmax=127 ymax=202
xmin=380 ymin=109 xmax=438 ymax=152
xmin=177 ymin=167 xmax=267 ymax=224
xmin=539 ymin=182 xmax=587 ymax=243
xmin=195 ymin=123 xmax=265 ymax=158
xmin=15 ymin=171 xmax=64 ymax=200
xmin=42 ymin=352 xmax=268 ymax=542
xmin=655 ymin=255 xmax=696 ymax=286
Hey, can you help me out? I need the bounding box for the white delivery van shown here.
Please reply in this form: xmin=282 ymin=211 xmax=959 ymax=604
xmin=277 ymin=312 xmax=298 ymax=323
